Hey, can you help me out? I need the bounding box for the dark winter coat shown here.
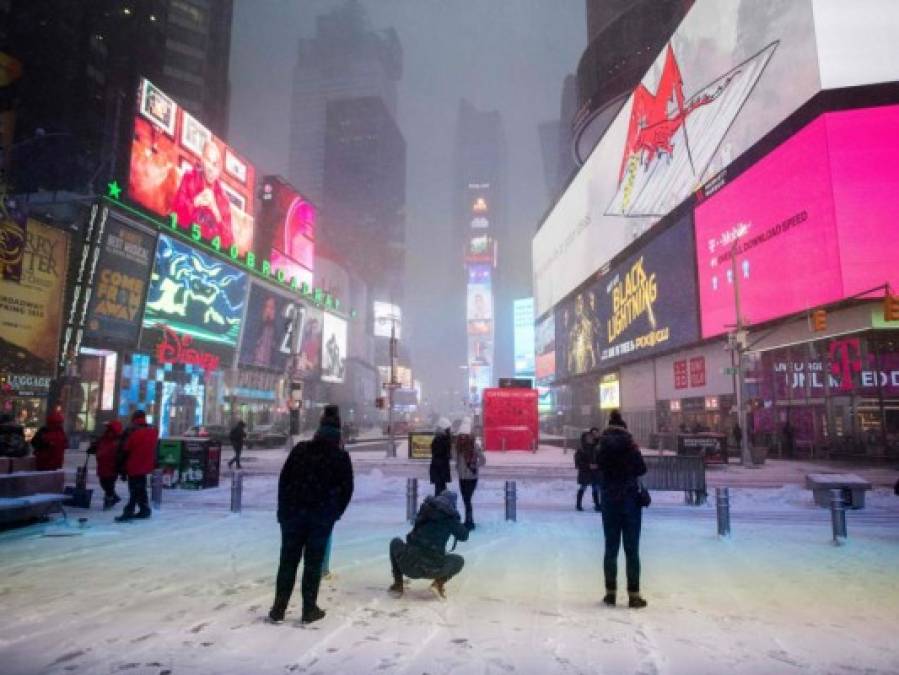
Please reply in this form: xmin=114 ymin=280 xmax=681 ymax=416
xmin=429 ymin=431 xmax=452 ymax=485
xmin=277 ymin=431 xmax=354 ymax=525
xmin=120 ymin=419 xmax=159 ymax=477
xmin=0 ymin=418 xmax=28 ymax=458
xmin=91 ymin=420 xmax=123 ymax=479
xmin=597 ymin=424 xmax=646 ymax=503
xmin=229 ymin=422 xmax=246 ymax=450
xmin=397 ymin=492 xmax=470 ymax=578
xmin=32 ymin=412 xmax=68 ymax=471
xmin=574 ymin=432 xmax=600 ymax=485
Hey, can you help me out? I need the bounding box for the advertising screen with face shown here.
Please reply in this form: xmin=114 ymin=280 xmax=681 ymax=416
xmin=467 ymin=284 xmax=493 ymax=322
xmin=142 ymin=234 xmax=248 ymax=349
xmin=321 ymin=312 xmax=347 ymax=383
xmin=129 ymin=78 xmax=257 ymax=255
xmin=84 ymin=216 xmax=156 ymax=347
xmin=534 ymin=313 xmax=556 ymax=386
xmin=258 ymin=176 xmax=315 ymax=281
xmin=239 ymin=283 xmax=308 ymax=372
xmin=0 ymin=215 xmax=70 ymax=385
xmin=695 ymin=105 xmax=899 ymax=337
xmin=373 ymin=301 xmax=402 ymax=339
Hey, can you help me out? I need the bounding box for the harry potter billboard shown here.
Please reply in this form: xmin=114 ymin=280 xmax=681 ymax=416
xmin=555 ymin=212 xmax=700 ymax=380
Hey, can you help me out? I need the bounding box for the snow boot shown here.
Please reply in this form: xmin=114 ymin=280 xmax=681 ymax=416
xmin=133 ymin=508 xmax=152 ymax=520
xmin=114 ymin=511 xmax=135 ymax=522
xmin=602 ymin=592 xmax=616 ymax=607
xmin=388 ymin=581 xmax=403 ymax=598
xmin=628 ymin=592 xmax=647 ymax=609
xmin=430 ymin=578 xmax=447 ymax=601
xmin=103 ymin=495 xmax=121 ymax=510
xmin=301 ymin=606 xmax=326 ymax=624
xmin=268 ymin=597 xmax=288 ymax=623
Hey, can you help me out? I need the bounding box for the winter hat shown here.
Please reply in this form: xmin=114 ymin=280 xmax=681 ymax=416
xmin=437 ymin=489 xmax=458 ymax=510
xmin=106 ymin=419 xmax=123 ymax=435
xmin=436 ymin=417 xmax=451 ymax=432
xmin=321 ymin=404 xmax=341 ymax=429
xmin=608 ymin=410 xmax=627 ymax=428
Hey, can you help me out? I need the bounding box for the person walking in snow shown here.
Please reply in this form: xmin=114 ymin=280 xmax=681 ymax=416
xmin=388 ymin=489 xmax=470 ymax=600
xmin=269 ymin=405 xmax=354 ymax=625
xmin=228 ymin=420 xmax=246 ymax=469
xmin=454 ymin=420 xmax=485 ymax=530
xmin=31 ymin=411 xmax=68 ymax=471
xmin=574 ymin=427 xmax=601 ymax=512
xmin=430 ymin=417 xmax=453 ymax=496
xmin=88 ymin=419 xmax=123 ymax=509
xmin=115 ymin=410 xmax=159 ymax=522
xmin=597 ymin=410 xmax=648 ymax=609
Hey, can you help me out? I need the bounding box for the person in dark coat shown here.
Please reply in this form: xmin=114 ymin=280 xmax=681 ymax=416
xmin=269 ymin=404 xmax=354 ymax=625
xmin=388 ymin=489 xmax=470 ymax=600
xmin=429 ymin=417 xmax=452 ymax=496
xmin=453 ymin=419 xmax=486 ymax=530
xmin=781 ymin=420 xmax=795 ymax=458
xmin=597 ymin=410 xmax=648 ymax=609
xmin=115 ymin=410 xmax=159 ymax=522
xmin=228 ymin=420 xmax=246 ymax=469
xmin=88 ymin=419 xmax=123 ymax=509
xmin=574 ymin=427 xmax=601 ymax=512
xmin=31 ymin=411 xmax=68 ymax=471
xmin=0 ymin=413 xmax=28 ymax=458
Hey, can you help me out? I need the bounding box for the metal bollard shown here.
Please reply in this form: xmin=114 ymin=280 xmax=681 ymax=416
xmin=150 ymin=469 xmax=163 ymax=510
xmin=504 ymin=480 xmax=517 ymax=522
xmin=406 ymin=477 xmax=418 ymax=524
xmin=716 ymin=487 xmax=731 ymax=537
xmin=830 ymin=488 xmax=847 ymax=543
xmin=230 ymin=471 xmax=243 ymax=514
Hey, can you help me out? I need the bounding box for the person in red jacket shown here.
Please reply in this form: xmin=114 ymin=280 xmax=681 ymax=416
xmin=89 ymin=419 xmax=123 ymax=510
xmin=31 ymin=411 xmax=68 ymax=471
xmin=115 ymin=410 xmax=159 ymax=522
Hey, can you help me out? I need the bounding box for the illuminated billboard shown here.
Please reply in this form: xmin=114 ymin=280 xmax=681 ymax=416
xmin=128 ymin=78 xmax=257 ymax=256
xmin=373 ymin=301 xmax=402 ymax=339
xmin=600 ymin=373 xmax=620 ymax=410
xmin=465 ymin=234 xmax=496 ymax=265
xmin=695 ymin=104 xmax=899 ymax=337
xmin=238 ymin=283 xmax=309 ymax=372
xmin=535 ymin=313 xmax=556 ymax=385
xmin=467 ymin=284 xmax=493 ymax=322
xmin=321 ymin=312 xmax=347 ymax=383
xmin=533 ymin=0 xmax=823 ymax=316
xmin=258 ymin=176 xmax=315 ymax=282
xmin=142 ymin=234 xmax=248 ymax=350
xmin=296 ymin=305 xmax=322 ymax=377
xmin=555 ymin=212 xmax=700 ymax=379
xmin=0 ymin=215 xmax=70 ymax=387
xmin=513 ymin=298 xmax=535 ymax=377
xmin=84 ymin=216 xmax=156 ymax=347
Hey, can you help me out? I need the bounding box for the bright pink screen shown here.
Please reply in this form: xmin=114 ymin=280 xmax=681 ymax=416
xmin=695 ymin=105 xmax=899 ymax=337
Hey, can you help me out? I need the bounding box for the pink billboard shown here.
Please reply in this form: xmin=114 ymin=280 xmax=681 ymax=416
xmin=695 ymin=105 xmax=899 ymax=338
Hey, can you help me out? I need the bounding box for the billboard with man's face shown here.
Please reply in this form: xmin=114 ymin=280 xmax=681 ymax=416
xmin=128 ymin=78 xmax=257 ymax=256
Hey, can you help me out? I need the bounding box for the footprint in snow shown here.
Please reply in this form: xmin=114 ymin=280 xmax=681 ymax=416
xmin=50 ymin=650 xmax=87 ymax=666
xmin=190 ymin=622 xmax=209 ymax=633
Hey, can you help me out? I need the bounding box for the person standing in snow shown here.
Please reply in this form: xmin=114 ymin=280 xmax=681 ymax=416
xmin=88 ymin=419 xmax=123 ymax=509
xmin=388 ymin=489 xmax=470 ymax=600
xmin=597 ymin=410 xmax=648 ymax=609
xmin=31 ymin=411 xmax=68 ymax=471
xmin=430 ymin=418 xmax=453 ymax=496
xmin=574 ymin=428 xmax=601 ymax=512
xmin=115 ymin=410 xmax=159 ymax=522
xmin=228 ymin=420 xmax=246 ymax=470
xmin=269 ymin=404 xmax=354 ymax=625
xmin=454 ymin=420 xmax=485 ymax=530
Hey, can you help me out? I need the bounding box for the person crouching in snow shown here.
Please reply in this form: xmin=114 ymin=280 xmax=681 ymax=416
xmin=454 ymin=419 xmax=485 ymax=530
xmin=88 ymin=419 xmax=123 ymax=509
xmin=388 ymin=489 xmax=469 ymax=600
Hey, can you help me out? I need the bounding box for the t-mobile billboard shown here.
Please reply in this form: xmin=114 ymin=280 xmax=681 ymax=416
xmin=695 ymin=104 xmax=899 ymax=337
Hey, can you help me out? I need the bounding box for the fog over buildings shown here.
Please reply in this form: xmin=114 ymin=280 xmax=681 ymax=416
xmin=228 ymin=0 xmax=586 ymax=409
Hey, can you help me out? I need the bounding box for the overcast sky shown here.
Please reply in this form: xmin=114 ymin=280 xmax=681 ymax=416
xmin=228 ymin=0 xmax=586 ymax=407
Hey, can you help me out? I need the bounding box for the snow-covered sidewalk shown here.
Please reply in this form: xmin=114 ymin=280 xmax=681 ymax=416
xmin=2 ymin=471 xmax=898 ymax=675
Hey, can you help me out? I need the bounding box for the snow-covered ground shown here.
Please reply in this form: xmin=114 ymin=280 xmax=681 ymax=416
xmin=2 ymin=469 xmax=898 ymax=675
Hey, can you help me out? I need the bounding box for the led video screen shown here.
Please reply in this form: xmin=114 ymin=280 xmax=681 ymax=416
xmin=129 ymin=78 xmax=256 ymax=255
xmin=321 ymin=312 xmax=347 ymax=383
xmin=259 ymin=176 xmax=315 ymax=280
xmin=239 ymin=283 xmax=309 ymax=372
xmin=534 ymin=313 xmax=556 ymax=386
xmin=373 ymin=301 xmax=402 ymax=339
xmin=695 ymin=104 xmax=899 ymax=337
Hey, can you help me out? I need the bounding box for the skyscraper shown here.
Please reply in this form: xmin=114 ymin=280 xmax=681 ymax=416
xmin=453 ymin=99 xmax=508 ymax=403
xmin=288 ymin=0 xmax=402 ymax=206
xmin=2 ymin=0 xmax=233 ymax=194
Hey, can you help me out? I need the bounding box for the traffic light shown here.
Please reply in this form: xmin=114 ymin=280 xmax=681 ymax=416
xmin=884 ymin=294 xmax=899 ymax=322
xmin=811 ymin=309 xmax=827 ymax=332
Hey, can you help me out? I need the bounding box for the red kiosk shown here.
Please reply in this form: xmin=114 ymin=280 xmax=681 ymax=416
xmin=482 ymin=387 xmax=538 ymax=451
